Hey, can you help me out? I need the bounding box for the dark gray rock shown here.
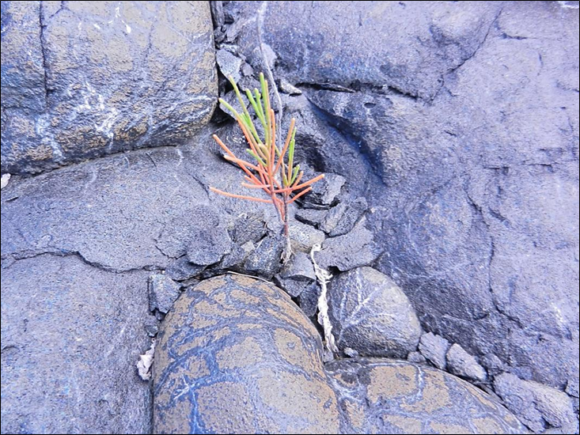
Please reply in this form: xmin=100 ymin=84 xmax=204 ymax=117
xmin=280 ymin=251 xmax=316 ymax=281
xmin=320 ymin=197 xmax=368 ymax=237
xmin=1 ymin=1 xmax=217 ymax=175
xmin=446 ymin=343 xmax=487 ymax=383
xmin=217 ymin=241 xmax=255 ymax=271
xmin=165 ymin=256 xmax=205 ymax=282
xmin=1 ymin=254 xmax=151 ymax=434
xmin=302 ymin=170 xmax=346 ymax=207
xmin=481 ymin=353 xmax=506 ymax=377
xmin=229 ymin=212 xmax=268 ymax=245
xmin=295 ymin=208 xmax=328 ymax=227
xmin=327 ymin=359 xmax=526 ymax=434
xmin=419 ymin=332 xmax=450 ymax=370
xmin=145 ymin=324 xmax=159 ymax=337
xmin=277 ymin=251 xmax=316 ymax=297
xmin=299 ymin=282 xmax=321 ymax=317
xmin=223 ymin=2 xmax=504 ymax=101
xmin=148 ymin=273 xmax=181 ymax=314
xmin=244 ymin=234 xmax=284 ymax=278
xmin=317 ymin=218 xmax=383 ymax=272
xmin=328 ymin=267 xmax=422 ymax=358
xmin=494 ymin=373 xmax=576 ymax=433
xmin=185 ymin=206 xmax=232 ymax=266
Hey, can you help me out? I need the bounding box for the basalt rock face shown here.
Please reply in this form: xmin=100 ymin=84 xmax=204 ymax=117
xmin=1 ymin=1 xmax=217 ymax=175
xmin=219 ymin=0 xmax=580 ymax=395
xmin=1 ymin=254 xmax=152 ymax=434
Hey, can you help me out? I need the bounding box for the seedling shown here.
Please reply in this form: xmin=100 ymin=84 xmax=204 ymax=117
xmin=211 ymin=73 xmax=324 ymax=259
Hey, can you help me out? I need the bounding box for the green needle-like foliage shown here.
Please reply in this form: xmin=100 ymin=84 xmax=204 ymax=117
xmin=211 ymin=73 xmax=324 ymax=237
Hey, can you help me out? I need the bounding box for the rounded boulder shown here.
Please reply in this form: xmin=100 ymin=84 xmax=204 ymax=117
xmin=153 ymin=274 xmax=341 ymax=434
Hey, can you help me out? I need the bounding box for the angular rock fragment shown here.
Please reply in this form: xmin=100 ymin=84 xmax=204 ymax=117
xmin=148 ymin=273 xmax=182 ymax=314
xmin=446 ymin=343 xmax=487 ymax=383
xmin=419 ymin=332 xmax=450 ymax=370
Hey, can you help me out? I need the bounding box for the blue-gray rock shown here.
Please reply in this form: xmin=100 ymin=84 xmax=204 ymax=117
xmin=243 ymin=233 xmax=284 ymax=278
xmin=185 ymin=205 xmax=232 ymax=266
xmin=327 ymin=359 xmax=527 ymax=434
xmin=298 ymin=281 xmax=322 ymax=317
xmin=295 ymin=208 xmax=328 ymax=227
xmin=320 ymin=197 xmax=368 ymax=237
xmin=165 ymin=256 xmax=205 ymax=282
xmin=1 ymin=1 xmax=217 ymax=175
xmin=419 ymin=332 xmax=450 ymax=370
xmin=494 ymin=373 xmax=577 ymax=433
xmin=328 ymin=266 xmax=422 ymax=358
xmin=302 ymin=170 xmax=346 ymax=208
xmin=277 ymin=251 xmax=316 ymax=297
xmin=148 ymin=273 xmax=181 ymax=314
xmin=1 ymin=254 xmax=152 ymax=434
xmin=317 ymin=218 xmax=383 ymax=272
xmin=220 ymin=1 xmax=579 ymax=393
xmin=407 ymin=351 xmax=428 ymax=365
xmin=229 ymin=212 xmax=268 ymax=245
xmin=446 ymin=343 xmax=487 ymax=383
xmin=288 ymin=219 xmax=326 ymax=252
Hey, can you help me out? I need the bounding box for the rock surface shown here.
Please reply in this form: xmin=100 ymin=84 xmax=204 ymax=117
xmin=419 ymin=332 xmax=450 ymax=370
xmin=1 ymin=254 xmax=152 ymax=434
xmin=317 ymin=219 xmax=382 ymax=272
xmin=494 ymin=373 xmax=577 ymax=433
xmin=153 ymin=274 xmax=341 ymax=434
xmin=328 ymin=267 xmax=422 ymax=358
xmin=221 ymin=0 xmax=580 ymax=392
xmin=446 ymin=343 xmax=487 ymax=383
xmin=148 ymin=273 xmax=181 ymax=314
xmin=327 ymin=359 xmax=527 ymax=434
xmin=1 ymin=1 xmax=217 ymax=174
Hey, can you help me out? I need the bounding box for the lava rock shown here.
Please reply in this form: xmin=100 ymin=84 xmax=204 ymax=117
xmin=216 ymin=49 xmax=243 ymax=83
xmin=186 ymin=205 xmax=233 ymax=266
xmin=302 ymin=171 xmax=346 ymax=207
xmin=320 ymin=197 xmax=368 ymax=237
xmin=222 ymin=1 xmax=580 ymax=391
xmin=328 ymin=267 xmax=422 ymax=358
xmin=165 ymin=256 xmax=206 ymax=282
xmin=407 ymin=351 xmax=427 ymax=364
xmin=419 ymin=332 xmax=450 ymax=370
xmin=229 ymin=212 xmax=268 ymax=245
xmin=1 ymin=1 xmax=217 ymax=175
xmin=277 ymin=251 xmax=316 ymax=297
xmin=1 ymin=255 xmax=151 ymax=434
xmin=244 ymin=234 xmax=284 ymax=278
xmin=298 ymin=282 xmax=322 ymax=317
xmin=327 ymin=359 xmax=526 ymax=434
xmin=317 ymin=219 xmax=383 ymax=272
xmin=295 ymin=208 xmax=328 ymax=227
xmin=446 ymin=344 xmax=487 ymax=383
xmin=288 ymin=219 xmax=326 ymax=252
xmin=148 ymin=273 xmax=181 ymax=314
xmin=320 ymin=198 xmax=368 ymax=237
xmin=153 ymin=274 xmax=341 ymax=434
xmin=494 ymin=373 xmax=576 ymax=433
